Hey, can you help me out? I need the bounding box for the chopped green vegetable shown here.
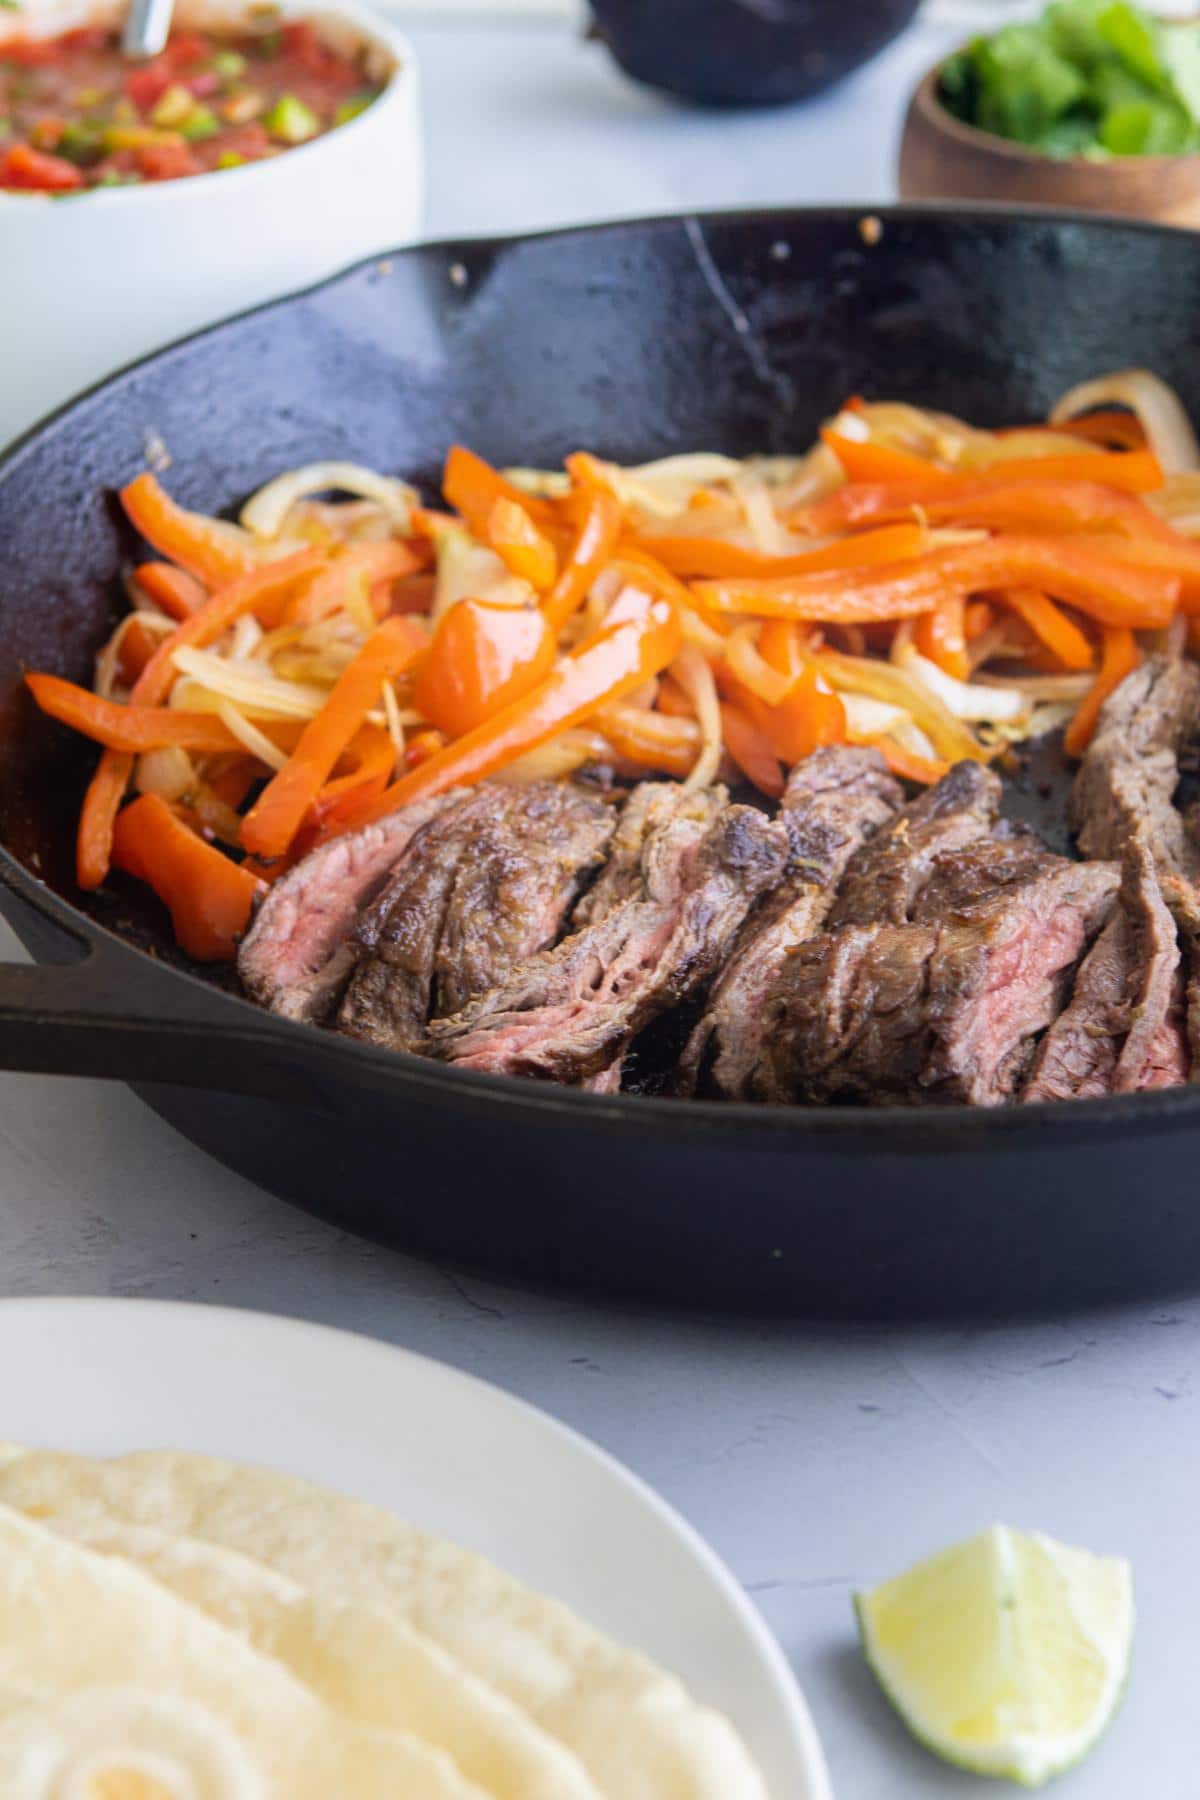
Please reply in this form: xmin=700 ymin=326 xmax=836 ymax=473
xmin=216 ymin=148 xmax=244 ymax=169
xmin=940 ymin=0 xmax=1200 ymax=158
xmin=263 ymin=92 xmax=319 ymax=143
xmin=56 ymin=120 xmax=104 ymax=163
xmin=179 ymin=103 xmax=220 ymax=141
xmin=211 ymin=49 xmax=247 ymax=82
xmin=333 ymin=90 xmax=377 ymax=128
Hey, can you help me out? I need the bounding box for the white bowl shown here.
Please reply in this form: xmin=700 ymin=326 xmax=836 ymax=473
xmin=0 ymin=0 xmax=423 ymax=447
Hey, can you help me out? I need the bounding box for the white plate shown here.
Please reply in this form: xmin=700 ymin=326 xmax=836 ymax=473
xmin=0 ymin=1296 xmax=832 ymax=1800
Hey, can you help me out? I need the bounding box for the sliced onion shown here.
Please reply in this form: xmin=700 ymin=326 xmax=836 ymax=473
xmin=94 ymin=609 xmax=174 ymax=700
xmin=815 ymin=649 xmax=988 ymax=764
xmin=671 ymin=645 xmax=722 ymax=791
xmin=892 ymin=641 xmax=1027 ymax=724
xmin=169 ymin=648 xmax=330 ymax=719
xmin=732 ymin=470 xmax=789 ymax=555
xmin=380 ymin=680 xmax=405 ymax=772
xmin=215 ymin=702 xmax=288 ymax=772
xmin=240 ymin=463 xmax=418 ymax=540
xmin=1050 ymin=369 xmax=1200 ymax=474
xmin=502 ymin=467 xmax=572 ymax=499
xmin=134 ymin=745 xmax=194 ymax=802
xmin=495 ymin=729 xmax=612 ymax=784
xmin=841 ymin=694 xmax=907 ymax=738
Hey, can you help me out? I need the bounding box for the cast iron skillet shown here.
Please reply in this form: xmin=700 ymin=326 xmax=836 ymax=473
xmin=3 ymin=205 xmax=1200 ymax=1321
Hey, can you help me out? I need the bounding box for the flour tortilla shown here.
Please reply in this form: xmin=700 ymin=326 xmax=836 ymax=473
xmin=47 ymin=1516 xmax=601 ymax=1800
xmin=0 ymin=1449 xmax=768 ymax=1800
xmin=0 ymin=1501 xmax=491 ymax=1800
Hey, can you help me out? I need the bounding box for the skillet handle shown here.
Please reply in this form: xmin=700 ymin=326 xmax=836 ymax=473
xmin=0 ymin=866 xmax=328 ymax=1106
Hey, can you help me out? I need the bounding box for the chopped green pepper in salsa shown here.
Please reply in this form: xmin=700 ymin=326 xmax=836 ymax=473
xmin=0 ymin=18 xmax=384 ymax=192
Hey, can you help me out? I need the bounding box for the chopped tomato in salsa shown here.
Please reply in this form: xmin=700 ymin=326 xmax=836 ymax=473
xmin=0 ymin=20 xmax=383 ymax=191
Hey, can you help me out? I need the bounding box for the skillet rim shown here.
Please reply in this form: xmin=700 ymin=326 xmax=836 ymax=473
xmin=4 ymin=198 xmax=1200 ymax=1148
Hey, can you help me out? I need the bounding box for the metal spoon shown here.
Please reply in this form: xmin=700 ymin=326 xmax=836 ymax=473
xmin=122 ymin=0 xmax=175 ymax=59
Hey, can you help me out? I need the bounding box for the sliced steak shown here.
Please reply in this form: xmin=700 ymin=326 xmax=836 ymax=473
xmin=829 ymin=760 xmax=1002 ymax=927
xmin=571 ymin=781 xmax=683 ymax=928
xmin=430 ymin=788 xmax=789 ymax=1084
xmin=680 ymin=747 xmax=901 ymax=1098
xmin=758 ymin=858 xmax=1119 ymax=1106
xmin=1072 ymin=655 xmax=1200 ymax=879
xmin=910 ymin=830 xmax=1055 ymax=922
xmin=237 ymin=791 xmax=462 ymax=1024
xmin=1024 ymin=838 xmax=1185 ymax=1100
xmin=1162 ymin=873 xmax=1200 ymax=1080
xmin=337 ymin=782 xmax=615 ymax=1053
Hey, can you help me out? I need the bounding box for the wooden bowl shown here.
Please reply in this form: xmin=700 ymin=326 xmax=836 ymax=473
xmin=899 ymin=58 xmax=1200 ymax=227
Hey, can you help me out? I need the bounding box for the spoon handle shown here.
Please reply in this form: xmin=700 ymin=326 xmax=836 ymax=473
xmin=122 ymin=0 xmax=176 ymax=60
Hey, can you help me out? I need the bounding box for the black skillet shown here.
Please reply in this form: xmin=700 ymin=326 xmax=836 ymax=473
xmin=3 ymin=206 xmax=1200 ymax=1321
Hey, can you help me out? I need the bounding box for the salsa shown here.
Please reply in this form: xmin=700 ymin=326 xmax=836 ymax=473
xmin=0 ymin=18 xmax=384 ymax=192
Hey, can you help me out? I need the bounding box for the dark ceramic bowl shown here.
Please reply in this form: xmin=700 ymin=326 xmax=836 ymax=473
xmin=588 ymin=0 xmax=921 ymax=108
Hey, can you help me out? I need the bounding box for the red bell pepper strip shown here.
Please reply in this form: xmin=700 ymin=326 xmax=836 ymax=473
xmin=285 ymin=540 xmax=425 ymax=626
xmin=442 ymin=446 xmax=557 ymax=540
xmin=134 ymin=561 xmax=207 ymax=620
xmin=1065 ymin=627 xmax=1141 ymax=757
xmin=337 ymin=588 xmax=683 ymax=824
xmin=757 ymin=620 xmax=846 ymax=761
xmin=914 ymin=596 xmax=970 ymax=681
xmin=74 ymin=547 xmax=323 ymax=890
xmin=239 ymin=616 xmax=426 ymax=859
xmin=846 ymin=732 xmax=950 ymax=785
xmin=303 ymin=727 xmax=398 ymax=832
xmin=412 ymin=598 xmax=556 ymax=741
xmin=797 ymin=478 xmax=1173 ymax=541
xmin=1071 ymin=532 xmax=1200 ymax=614
xmin=633 ymin=521 xmax=927 ymax=580
xmin=26 ymin=674 xmax=297 ymax=755
xmin=695 ymin=537 xmax=1179 ymax=630
xmin=121 ymin=473 xmax=261 ymax=587
xmin=543 ymin=486 xmax=624 ymax=632
xmin=487 ymin=497 xmax=560 ymax=589
xmin=112 ymin=794 xmax=264 ymax=962
xmin=992 ymin=590 xmax=1094 ymax=672
xmin=821 ymin=430 xmax=958 ymax=487
xmin=718 ymin=702 xmax=785 ymax=798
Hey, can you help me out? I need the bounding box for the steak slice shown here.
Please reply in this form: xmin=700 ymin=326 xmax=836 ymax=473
xmin=759 ymin=858 xmax=1119 ymax=1106
xmin=680 ymin=747 xmax=901 ymax=1098
xmin=337 ymin=781 xmax=615 ymax=1053
xmin=1072 ymin=655 xmax=1200 ymax=879
xmin=829 ymin=761 xmax=1002 ymax=927
xmin=429 ymin=788 xmax=789 ymax=1084
xmin=910 ymin=830 xmax=1055 ymax=922
xmin=237 ymin=791 xmax=461 ymax=1024
xmin=1024 ymin=838 xmax=1186 ymax=1100
xmin=571 ymin=781 xmax=682 ymax=928
xmin=1162 ymin=873 xmax=1200 ymax=1080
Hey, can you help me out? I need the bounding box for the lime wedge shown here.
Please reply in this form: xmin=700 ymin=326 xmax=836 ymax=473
xmin=855 ymin=1524 xmax=1133 ymax=1788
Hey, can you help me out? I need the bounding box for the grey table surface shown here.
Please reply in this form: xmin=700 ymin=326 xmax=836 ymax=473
xmin=4 ymin=8 xmax=1198 ymax=1795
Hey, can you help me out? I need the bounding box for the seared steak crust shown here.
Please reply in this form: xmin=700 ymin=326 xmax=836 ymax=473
xmin=829 ymin=761 xmax=1001 ymax=927
xmin=681 ymin=747 xmax=901 ymax=1098
xmin=430 ymin=786 xmax=789 ymax=1084
xmin=1072 ymin=655 xmax=1200 ymax=879
xmin=336 ymin=782 xmax=615 ymax=1053
xmin=758 ymin=858 xmax=1119 ymax=1107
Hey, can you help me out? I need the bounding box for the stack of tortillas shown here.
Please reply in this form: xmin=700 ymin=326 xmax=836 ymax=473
xmin=0 ymin=1445 xmax=769 ymax=1798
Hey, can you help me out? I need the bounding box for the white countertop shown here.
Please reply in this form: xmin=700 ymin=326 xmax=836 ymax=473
xmin=4 ymin=9 xmax=1197 ymax=1796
